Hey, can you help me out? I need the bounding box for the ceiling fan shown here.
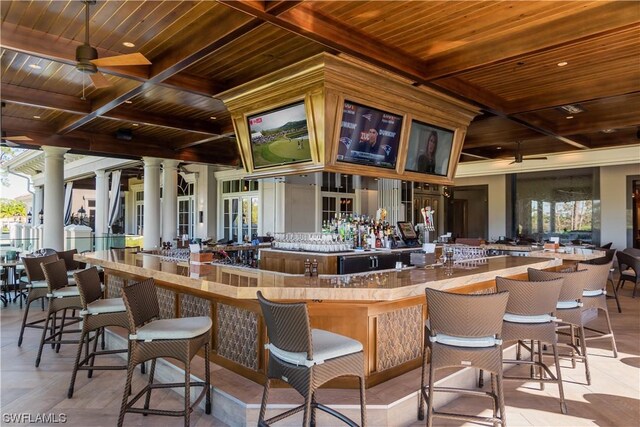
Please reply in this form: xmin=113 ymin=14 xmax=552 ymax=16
xmin=0 ymin=102 xmax=32 ymax=147
xmin=510 ymin=141 xmax=548 ymax=164
xmin=76 ymin=0 xmax=151 ymax=89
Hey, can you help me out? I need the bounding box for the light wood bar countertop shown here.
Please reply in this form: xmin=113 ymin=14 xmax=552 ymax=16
xmin=78 ymin=251 xmax=562 ymax=302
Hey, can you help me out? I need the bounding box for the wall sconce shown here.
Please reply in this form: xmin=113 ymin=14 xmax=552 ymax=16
xmin=38 ymin=209 xmax=44 ymax=225
xmin=199 ymin=211 xmax=204 ymax=224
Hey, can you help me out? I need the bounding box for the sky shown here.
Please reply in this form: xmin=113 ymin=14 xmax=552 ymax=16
xmin=0 ymin=173 xmax=32 ymax=200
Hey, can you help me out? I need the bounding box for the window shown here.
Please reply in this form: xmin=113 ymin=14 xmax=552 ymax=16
xmin=322 ymin=196 xmax=354 ymax=223
xmin=222 ymin=179 xmax=258 ymax=194
xmin=321 ymin=172 xmax=354 ymax=193
xmin=134 ymin=190 xmax=144 ymax=235
xmin=177 ymin=175 xmax=195 ymax=238
xmin=221 ymin=179 xmax=259 ymax=243
xmin=511 ymin=168 xmax=599 ymax=244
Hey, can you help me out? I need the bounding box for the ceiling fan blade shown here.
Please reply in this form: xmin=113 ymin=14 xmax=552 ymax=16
xmin=3 ymin=135 xmax=32 ymax=141
xmin=89 ymin=72 xmax=111 ymax=89
xmin=91 ymin=52 xmax=151 ymax=67
xmin=461 ymin=151 xmax=492 ymax=160
xmin=524 ymin=156 xmax=548 ymax=161
xmin=1 ymin=140 xmax=20 ymax=147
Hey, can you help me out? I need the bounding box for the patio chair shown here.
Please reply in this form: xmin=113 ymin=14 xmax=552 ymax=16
xmin=615 ymin=251 xmax=640 ymax=298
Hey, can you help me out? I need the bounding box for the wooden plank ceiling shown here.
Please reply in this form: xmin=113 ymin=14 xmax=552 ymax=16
xmin=1 ymin=0 xmax=638 ymax=167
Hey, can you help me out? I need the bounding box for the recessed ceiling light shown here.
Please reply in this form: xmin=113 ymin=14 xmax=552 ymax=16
xmin=124 ymin=100 xmax=133 ymax=104
xmin=557 ymin=61 xmax=568 ymax=67
xmin=210 ymin=116 xmax=217 ymax=120
xmin=122 ymin=42 xmax=135 ymax=48
xmin=33 ymin=115 xmax=41 ymax=119
xmin=566 ymin=116 xmax=574 ymax=119
xmin=132 ymin=123 xmax=139 ymax=127
xmin=496 ymin=146 xmax=502 ymax=150
xmin=28 ymin=64 xmax=42 ymax=70
xmin=601 ymin=129 xmax=616 ymax=134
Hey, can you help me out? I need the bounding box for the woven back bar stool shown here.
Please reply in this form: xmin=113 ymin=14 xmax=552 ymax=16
xmin=496 ymin=276 xmax=567 ymax=414
xmin=418 ymin=289 xmax=509 ymax=427
xmin=57 ymin=249 xmax=86 ymax=278
xmin=584 ymin=249 xmax=620 ymax=313
xmin=528 ymin=268 xmax=591 ymax=385
xmin=577 ymin=261 xmax=618 ymax=358
xmin=616 ymin=251 xmax=640 ymax=298
xmin=118 ymin=278 xmax=211 ymax=427
xmin=67 ymin=267 xmax=129 ymax=398
xmin=36 ymin=259 xmax=83 ymax=367
xmin=18 ymin=253 xmax=59 ymax=347
xmin=257 ymin=291 xmax=366 ymax=427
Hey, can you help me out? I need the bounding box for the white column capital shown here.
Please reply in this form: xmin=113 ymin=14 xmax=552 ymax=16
xmin=162 ymin=159 xmax=181 ymax=170
xmin=41 ymin=146 xmax=70 ymax=158
xmin=142 ymin=157 xmax=163 ymax=168
xmin=95 ymin=169 xmax=110 ymax=179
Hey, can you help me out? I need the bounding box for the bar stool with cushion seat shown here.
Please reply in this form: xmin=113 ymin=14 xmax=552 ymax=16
xmin=418 ymin=288 xmax=509 ymax=427
xmin=577 ymin=261 xmax=618 ymax=358
xmin=67 ymin=267 xmax=129 ymax=398
xmin=584 ymin=249 xmax=620 ymax=313
xmin=528 ymin=268 xmax=591 ymax=385
xmin=36 ymin=259 xmax=83 ymax=367
xmin=18 ymin=253 xmax=59 ymax=347
xmin=118 ymin=278 xmax=211 ymax=427
xmin=496 ymin=276 xmax=567 ymax=414
xmin=57 ymin=249 xmax=86 ymax=279
xmin=615 ymin=251 xmax=640 ymax=298
xmin=257 ymin=291 xmax=366 ymax=427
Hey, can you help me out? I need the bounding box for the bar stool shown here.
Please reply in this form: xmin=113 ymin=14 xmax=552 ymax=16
xmin=418 ymin=288 xmax=509 ymax=427
xmin=577 ymin=261 xmax=618 ymax=357
xmin=257 ymin=291 xmax=366 ymax=427
xmin=57 ymin=249 xmax=86 ymax=279
xmin=67 ymin=267 xmax=129 ymax=398
xmin=18 ymin=253 xmax=59 ymax=347
xmin=615 ymin=251 xmax=640 ymax=298
xmin=36 ymin=259 xmax=83 ymax=367
xmin=528 ymin=268 xmax=591 ymax=385
xmin=496 ymin=276 xmax=567 ymax=414
xmin=584 ymin=249 xmax=621 ymax=313
xmin=118 ymin=278 xmax=211 ymax=427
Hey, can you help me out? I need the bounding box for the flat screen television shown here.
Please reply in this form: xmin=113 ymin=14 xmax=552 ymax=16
xmin=336 ymin=101 xmax=403 ymax=169
xmin=247 ymin=101 xmax=312 ymax=169
xmin=404 ymin=120 xmax=455 ymax=177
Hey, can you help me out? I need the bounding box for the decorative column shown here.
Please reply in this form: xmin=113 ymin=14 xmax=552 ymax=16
xmin=42 ymin=146 xmax=68 ymax=251
xmin=142 ymin=157 xmax=162 ymax=250
xmin=161 ymin=160 xmax=180 ymax=244
xmin=94 ymin=169 xmax=110 ymax=250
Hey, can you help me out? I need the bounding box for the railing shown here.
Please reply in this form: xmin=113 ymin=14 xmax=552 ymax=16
xmin=0 ymin=235 xmax=143 ymax=254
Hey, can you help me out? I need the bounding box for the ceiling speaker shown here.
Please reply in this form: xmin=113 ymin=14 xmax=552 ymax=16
xmin=116 ymin=128 xmax=133 ymax=141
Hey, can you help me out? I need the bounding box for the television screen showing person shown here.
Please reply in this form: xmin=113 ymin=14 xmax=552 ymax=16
xmin=405 ymin=120 xmax=454 ymax=176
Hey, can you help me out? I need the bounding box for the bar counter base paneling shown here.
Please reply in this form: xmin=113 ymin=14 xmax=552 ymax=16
xmin=80 ymin=250 xmax=562 ymax=388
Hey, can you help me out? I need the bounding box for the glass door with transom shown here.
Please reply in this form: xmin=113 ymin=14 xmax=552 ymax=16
xmin=223 ymin=196 xmax=258 ymax=243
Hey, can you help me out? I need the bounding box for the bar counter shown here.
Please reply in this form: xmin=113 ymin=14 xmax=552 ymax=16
xmin=77 ymin=250 xmax=562 ymax=387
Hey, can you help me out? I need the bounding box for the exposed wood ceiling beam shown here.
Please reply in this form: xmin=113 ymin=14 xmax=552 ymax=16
xmin=421 ymin=2 xmax=640 ymax=80
xmin=55 ymin=9 xmax=269 ymax=134
xmin=1 ymin=117 xmax=237 ymax=165
xmin=104 ymin=106 xmax=220 ymax=135
xmin=1 ymin=83 xmax=91 ymax=114
xmin=0 ymin=22 xmax=224 ymax=97
xmin=218 ymin=1 xmax=426 ymax=84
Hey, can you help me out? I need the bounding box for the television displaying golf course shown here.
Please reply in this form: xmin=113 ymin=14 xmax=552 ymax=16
xmin=248 ymin=102 xmax=312 ymax=169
